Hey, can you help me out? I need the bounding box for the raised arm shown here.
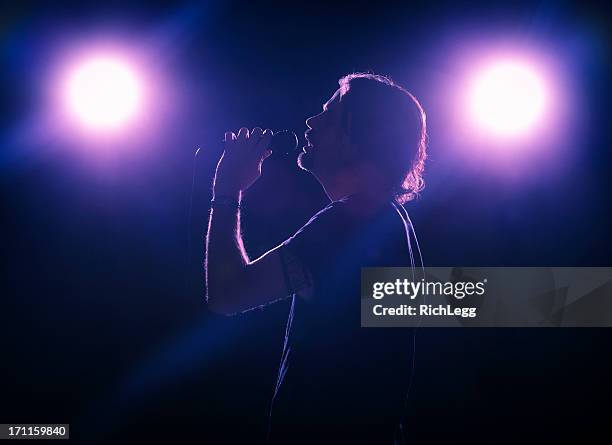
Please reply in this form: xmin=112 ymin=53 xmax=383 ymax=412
xmin=205 ymin=127 xmax=299 ymax=315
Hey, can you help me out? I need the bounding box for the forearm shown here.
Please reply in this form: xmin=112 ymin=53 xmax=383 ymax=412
xmin=205 ymin=190 xmax=250 ymax=311
xmin=204 ymin=127 xmax=287 ymax=314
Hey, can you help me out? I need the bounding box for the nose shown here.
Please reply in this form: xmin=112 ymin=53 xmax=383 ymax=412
xmin=305 ymin=111 xmax=323 ymax=130
xmin=305 ymin=115 xmax=314 ymax=130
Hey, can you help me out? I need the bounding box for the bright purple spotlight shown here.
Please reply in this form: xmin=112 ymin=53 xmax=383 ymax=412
xmin=467 ymin=59 xmax=548 ymax=138
xmin=64 ymin=55 xmax=143 ymax=132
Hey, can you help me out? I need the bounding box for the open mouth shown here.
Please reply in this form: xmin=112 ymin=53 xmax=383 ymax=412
xmin=304 ymin=132 xmax=314 ymax=151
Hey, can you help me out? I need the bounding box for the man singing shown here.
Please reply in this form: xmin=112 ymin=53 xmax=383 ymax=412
xmin=205 ymin=73 xmax=427 ymax=444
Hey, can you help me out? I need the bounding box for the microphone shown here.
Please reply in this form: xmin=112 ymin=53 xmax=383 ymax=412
xmin=221 ymin=130 xmax=299 ymax=157
xmin=269 ymin=130 xmax=299 ymax=158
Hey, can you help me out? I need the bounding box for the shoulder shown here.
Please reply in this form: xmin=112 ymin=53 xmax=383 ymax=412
xmin=292 ymin=200 xmax=350 ymax=234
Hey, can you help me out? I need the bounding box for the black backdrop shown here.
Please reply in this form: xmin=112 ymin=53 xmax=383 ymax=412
xmin=1 ymin=0 xmax=610 ymax=442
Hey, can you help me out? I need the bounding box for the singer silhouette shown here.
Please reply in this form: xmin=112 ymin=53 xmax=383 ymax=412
xmin=205 ymin=73 xmax=427 ymax=444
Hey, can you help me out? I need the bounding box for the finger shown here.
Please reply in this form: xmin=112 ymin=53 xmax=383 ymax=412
xmin=237 ymin=127 xmax=249 ymax=140
xmin=249 ymin=127 xmax=263 ymax=147
xmin=224 ymin=131 xmax=236 ymax=151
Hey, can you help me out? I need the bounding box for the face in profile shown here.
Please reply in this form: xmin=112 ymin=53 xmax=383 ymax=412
xmin=298 ymin=89 xmax=347 ymax=176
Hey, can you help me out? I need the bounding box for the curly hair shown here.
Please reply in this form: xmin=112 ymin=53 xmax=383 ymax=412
xmin=338 ymin=73 xmax=427 ymax=204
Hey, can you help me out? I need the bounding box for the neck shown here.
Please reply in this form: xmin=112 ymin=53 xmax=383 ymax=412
xmin=317 ymin=163 xmax=393 ymax=204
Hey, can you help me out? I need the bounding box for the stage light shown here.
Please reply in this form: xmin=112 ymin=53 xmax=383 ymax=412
xmin=65 ymin=56 xmax=142 ymax=131
xmin=468 ymin=60 xmax=547 ymax=138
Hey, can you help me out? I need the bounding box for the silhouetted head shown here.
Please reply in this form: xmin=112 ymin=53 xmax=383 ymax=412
xmin=299 ymin=73 xmax=427 ymax=204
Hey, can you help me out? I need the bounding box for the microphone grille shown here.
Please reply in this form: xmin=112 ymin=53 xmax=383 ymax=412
xmin=270 ymin=130 xmax=298 ymax=157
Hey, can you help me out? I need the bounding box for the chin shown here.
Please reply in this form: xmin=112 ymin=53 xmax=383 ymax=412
xmin=297 ymin=151 xmax=315 ymax=172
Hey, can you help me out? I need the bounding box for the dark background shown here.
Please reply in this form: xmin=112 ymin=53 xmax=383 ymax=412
xmin=1 ymin=0 xmax=610 ymax=442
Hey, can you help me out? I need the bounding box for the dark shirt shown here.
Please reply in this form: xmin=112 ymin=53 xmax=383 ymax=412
xmin=268 ymin=195 xmax=417 ymax=444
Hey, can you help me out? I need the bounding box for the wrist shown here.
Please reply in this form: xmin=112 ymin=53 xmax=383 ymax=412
xmin=213 ymin=192 xmax=242 ymax=205
xmin=210 ymin=195 xmax=242 ymax=211
xmin=213 ymin=183 xmax=242 ymax=203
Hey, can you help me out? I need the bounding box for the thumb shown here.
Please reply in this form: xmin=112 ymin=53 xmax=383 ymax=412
xmin=258 ymin=149 xmax=272 ymax=174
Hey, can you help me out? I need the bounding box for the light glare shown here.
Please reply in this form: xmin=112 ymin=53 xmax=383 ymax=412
xmin=469 ymin=61 xmax=546 ymax=137
xmin=66 ymin=57 xmax=142 ymax=131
